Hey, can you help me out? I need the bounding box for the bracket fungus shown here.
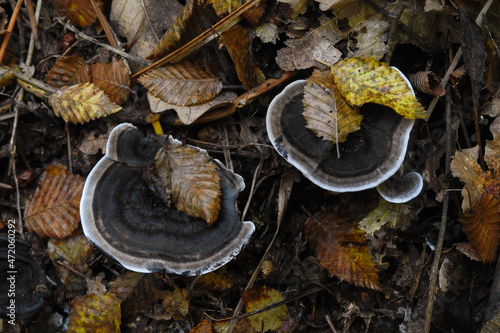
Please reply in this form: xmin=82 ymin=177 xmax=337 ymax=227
xmin=266 ymin=76 xmax=423 ymax=203
xmin=80 ymin=123 xmax=255 ymax=275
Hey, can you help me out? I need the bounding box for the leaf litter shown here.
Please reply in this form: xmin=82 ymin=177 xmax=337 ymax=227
xmin=1 ymin=0 xmax=500 ymax=332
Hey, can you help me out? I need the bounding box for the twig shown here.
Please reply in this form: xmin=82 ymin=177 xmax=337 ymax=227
xmin=0 ymin=0 xmax=23 ymax=65
xmin=90 ymin=0 xmax=120 ymax=49
xmin=10 ymin=91 xmax=24 ymax=239
xmin=241 ymin=158 xmax=263 ymax=221
xmin=54 ymin=17 xmax=150 ymax=66
xmin=24 ymin=0 xmax=40 ymax=50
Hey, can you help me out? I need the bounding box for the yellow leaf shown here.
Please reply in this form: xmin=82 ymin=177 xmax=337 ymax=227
xmin=49 ymin=83 xmax=122 ymax=124
xmin=209 ymin=0 xmax=244 ymax=15
xmin=302 ymin=70 xmax=362 ymax=143
xmin=67 ymin=293 xmax=121 ymax=333
xmin=138 ymin=61 xmax=223 ymax=106
xmin=24 ymin=164 xmax=84 ymax=239
xmin=331 ymin=57 xmax=427 ymax=119
xmin=221 ymin=24 xmax=266 ymax=90
xmin=242 ymin=286 xmax=288 ymax=332
xmin=359 ymin=198 xmax=412 ymax=235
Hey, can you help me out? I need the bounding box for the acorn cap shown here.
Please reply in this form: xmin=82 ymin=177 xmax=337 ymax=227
xmin=80 ymin=123 xmax=255 ymax=275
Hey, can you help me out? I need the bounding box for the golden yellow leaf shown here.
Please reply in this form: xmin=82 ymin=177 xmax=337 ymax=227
xmin=460 ymin=193 xmax=500 ymax=263
xmin=195 ymin=271 xmax=234 ymax=291
xmin=89 ymin=59 xmax=130 ymax=105
xmin=48 ymin=234 xmax=93 ymax=293
xmin=331 ymin=57 xmax=427 ymax=119
xmin=242 ymin=286 xmax=288 ymax=332
xmin=53 ymin=0 xmax=102 ymax=28
xmin=221 ymin=24 xmax=266 ymax=90
xmin=67 ymin=293 xmax=121 ymax=333
xmin=0 ymin=66 xmax=15 ymax=89
xmin=24 ymin=164 xmax=84 ymax=239
xmin=138 ymin=61 xmax=223 ymax=106
xmin=153 ymin=137 xmax=222 ymax=225
xmin=210 ymin=0 xmax=244 ymax=15
xmin=49 ymin=83 xmax=122 ymax=124
xmin=146 ymin=0 xmax=209 ymax=60
xmin=45 ymin=56 xmax=89 ymax=88
xmin=190 ymin=319 xmax=213 ymax=333
xmin=359 ymin=198 xmax=412 ymax=235
xmin=302 ymin=70 xmax=362 ymax=143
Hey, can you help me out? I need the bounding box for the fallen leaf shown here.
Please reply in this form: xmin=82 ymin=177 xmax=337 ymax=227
xmin=221 ymin=24 xmax=266 ymax=90
xmin=0 ymin=66 xmax=15 ymax=89
xmin=305 ymin=204 xmax=381 ymax=290
xmin=277 ymin=0 xmax=308 ymax=18
xmin=150 ymin=287 xmax=189 ymax=321
xmin=241 ymin=286 xmax=288 ymax=332
xmin=255 ymin=21 xmax=279 ymax=44
xmin=53 ymin=0 xmax=102 ymax=28
xmin=195 ymin=271 xmax=234 ymax=291
xmin=302 ymin=70 xmax=362 ymax=143
xmin=89 ymin=59 xmax=130 ymax=105
xmin=209 ymin=0 xmax=244 ymax=15
xmin=190 ymin=319 xmax=213 ymax=333
xmin=45 ymin=56 xmax=90 ymax=88
xmin=485 ymin=117 xmax=500 ymax=174
xmin=359 ymin=198 xmax=412 ymax=235
xmin=79 ymin=130 xmax=109 ymax=155
xmin=460 ymin=193 xmax=500 ymax=263
xmin=49 ymin=83 xmax=122 ymax=124
xmin=24 ymin=164 xmax=84 ymax=239
xmin=107 ymin=272 xmax=144 ymax=302
xmin=138 ymin=61 xmax=223 ymax=106
xmin=331 ymin=57 xmax=427 ymax=119
xmin=67 ymin=293 xmax=121 ymax=333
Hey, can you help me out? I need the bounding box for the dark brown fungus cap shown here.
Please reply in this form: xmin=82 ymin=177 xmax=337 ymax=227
xmin=80 ymin=123 xmax=255 ymax=275
xmin=0 ymin=234 xmax=46 ymax=324
xmin=266 ymin=79 xmax=422 ymax=202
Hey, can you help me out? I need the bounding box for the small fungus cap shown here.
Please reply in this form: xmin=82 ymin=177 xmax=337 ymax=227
xmin=80 ymin=123 xmax=255 ymax=275
xmin=266 ymin=78 xmax=418 ymax=194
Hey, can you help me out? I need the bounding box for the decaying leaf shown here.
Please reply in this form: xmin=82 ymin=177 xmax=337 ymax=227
xmin=195 ymin=271 xmax=234 ymax=291
xmin=147 ymin=0 xmax=209 ymax=60
xmin=191 ymin=319 xmax=213 ymax=333
xmin=277 ymin=0 xmax=308 ymax=18
xmin=153 ymin=137 xmax=221 ymax=224
xmin=305 ymin=204 xmax=381 ymax=290
xmin=302 ymin=70 xmax=362 ymax=143
xmin=67 ymin=293 xmax=121 ymax=333
xmin=53 ymin=0 xmax=102 ymax=28
xmin=107 ymin=272 xmax=144 ymax=302
xmin=48 ymin=234 xmax=93 ymax=294
xmin=151 ymin=287 xmax=189 ymax=321
xmin=89 ymin=59 xmax=131 ymax=105
xmin=138 ymin=61 xmax=223 ymax=106
xmin=221 ymin=25 xmax=266 ymax=90
xmin=331 ymin=57 xmax=427 ymax=119
xmin=241 ymin=286 xmax=288 ymax=332
xmin=0 ymin=66 xmax=15 ymax=89
xmin=359 ymin=198 xmax=412 ymax=235
xmin=49 ymin=83 xmax=122 ymax=124
xmin=79 ymin=130 xmax=109 ymax=155
xmin=24 ymin=164 xmax=84 ymax=239
xmin=45 ymin=56 xmax=89 ymax=88
xmin=460 ymin=193 xmax=500 ymax=263
xmin=209 ymin=0 xmax=244 ymax=15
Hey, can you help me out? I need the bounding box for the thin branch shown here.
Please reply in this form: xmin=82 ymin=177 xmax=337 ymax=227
xmin=0 ymin=0 xmax=23 ymax=65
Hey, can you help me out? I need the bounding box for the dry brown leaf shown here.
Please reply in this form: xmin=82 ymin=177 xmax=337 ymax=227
xmin=190 ymin=319 xmax=213 ymax=333
xmin=150 ymin=287 xmax=189 ymax=321
xmin=221 ymin=24 xmax=266 ymax=90
xmin=45 ymin=56 xmax=89 ymax=88
xmin=302 ymin=70 xmax=362 ymax=143
xmin=331 ymin=57 xmax=427 ymax=119
xmin=138 ymin=61 xmax=222 ymax=106
xmin=67 ymin=293 xmax=121 ymax=333
xmin=359 ymin=198 xmax=412 ymax=235
xmin=460 ymin=193 xmax=500 ymax=263
xmin=241 ymin=286 xmax=288 ymax=332
xmin=79 ymin=130 xmax=109 ymax=155
xmin=305 ymin=204 xmax=381 ymax=290
xmin=107 ymin=272 xmax=144 ymax=302
xmin=153 ymin=137 xmax=221 ymax=224
xmin=24 ymin=164 xmax=84 ymax=239
xmin=89 ymin=59 xmax=130 ymax=105
xmin=49 ymin=83 xmax=122 ymax=124
xmin=47 ymin=234 xmax=93 ymax=294
xmin=195 ymin=271 xmax=234 ymax=291
xmin=53 ymin=0 xmax=102 ymax=28
xmin=146 ymin=0 xmax=209 ymax=60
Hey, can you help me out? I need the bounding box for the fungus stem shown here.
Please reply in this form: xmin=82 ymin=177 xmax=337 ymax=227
xmin=152 ymin=120 xmax=164 ymax=135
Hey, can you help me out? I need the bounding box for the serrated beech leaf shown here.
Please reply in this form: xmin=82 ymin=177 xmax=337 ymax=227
xmin=53 ymin=0 xmax=102 ymax=28
xmin=460 ymin=193 xmax=500 ymax=263
xmin=24 ymin=164 xmax=84 ymax=239
xmin=138 ymin=62 xmax=222 ymax=106
xmin=49 ymin=83 xmax=122 ymax=124
xmin=89 ymin=59 xmax=130 ymax=105
xmin=359 ymin=198 xmax=412 ymax=235
xmin=302 ymin=70 xmax=362 ymax=143
xmin=241 ymin=286 xmax=288 ymax=332
xmin=67 ymin=293 xmax=121 ymax=333
xmin=45 ymin=56 xmax=89 ymax=88
xmin=331 ymin=57 xmax=426 ymax=119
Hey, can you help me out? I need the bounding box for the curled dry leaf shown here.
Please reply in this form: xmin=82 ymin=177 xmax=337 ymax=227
xmin=331 ymin=57 xmax=427 ymax=119
xmin=49 ymin=83 xmax=122 ymax=124
xmin=305 ymin=204 xmax=381 ymax=290
xmin=221 ymin=24 xmax=266 ymax=90
xmin=152 ymin=136 xmax=222 ymax=225
xmin=45 ymin=56 xmax=89 ymax=88
xmin=67 ymin=293 xmax=121 ymax=333
xmin=47 ymin=234 xmax=93 ymax=294
xmin=302 ymin=70 xmax=362 ymax=143
xmin=53 ymin=0 xmax=102 ymax=28
xmin=24 ymin=164 xmax=84 ymax=239
xmin=241 ymin=286 xmax=288 ymax=332
xmin=138 ymin=61 xmax=223 ymax=106
xmin=408 ymin=71 xmax=446 ymax=97
xmin=460 ymin=193 xmax=500 ymax=263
